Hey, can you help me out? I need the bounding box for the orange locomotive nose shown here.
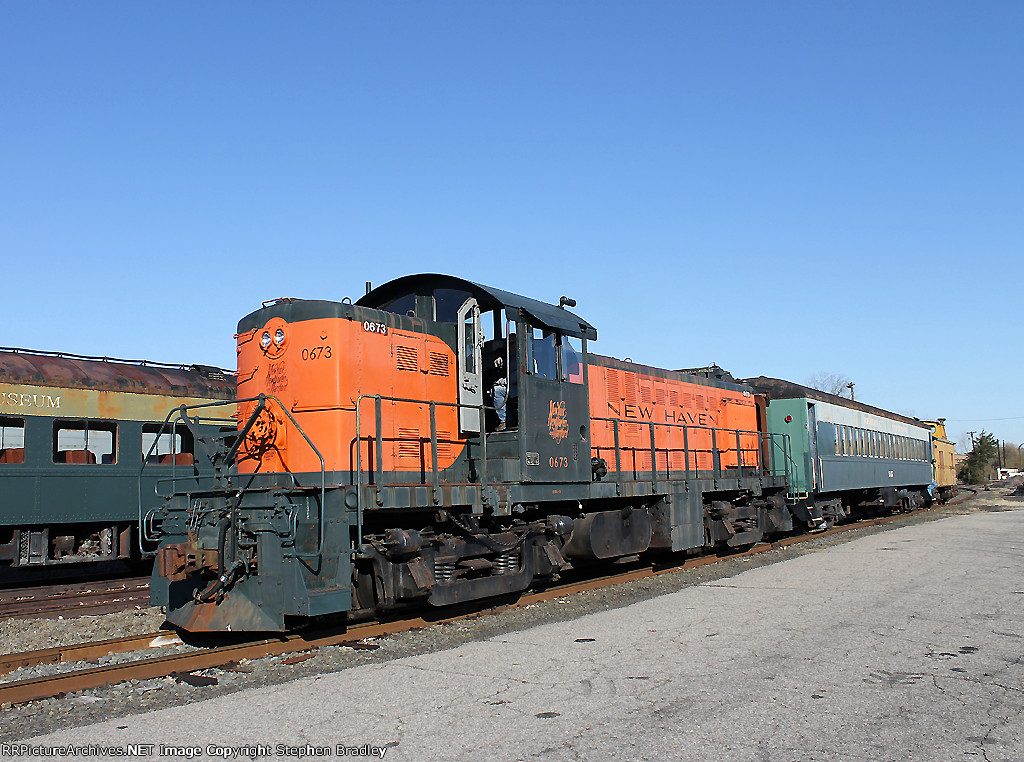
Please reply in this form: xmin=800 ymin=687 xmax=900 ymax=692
xmin=235 ymin=310 xmax=460 ymax=478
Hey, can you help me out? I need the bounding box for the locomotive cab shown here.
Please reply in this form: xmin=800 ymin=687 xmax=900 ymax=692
xmin=359 ymin=275 xmax=597 ymax=489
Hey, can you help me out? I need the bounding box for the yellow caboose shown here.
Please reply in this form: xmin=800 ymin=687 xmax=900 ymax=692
xmin=923 ymin=419 xmax=958 ymax=502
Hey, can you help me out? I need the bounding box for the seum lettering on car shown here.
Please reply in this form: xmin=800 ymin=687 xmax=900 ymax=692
xmin=1 ymin=391 xmax=61 ymax=409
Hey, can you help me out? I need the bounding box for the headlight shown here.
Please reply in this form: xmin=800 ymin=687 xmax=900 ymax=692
xmin=261 ymin=331 xmax=272 ymax=350
xmin=274 ymin=328 xmax=286 ymax=346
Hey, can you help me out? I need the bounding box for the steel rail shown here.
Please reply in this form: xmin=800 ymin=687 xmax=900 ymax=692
xmin=0 ymin=621 xmax=448 ymax=705
xmin=0 ymin=576 xmax=150 ymax=602
xmin=0 ymin=592 xmax=150 ymax=620
xmin=0 ymin=577 xmax=151 ymax=621
xmin=0 ymin=632 xmax=182 ymax=677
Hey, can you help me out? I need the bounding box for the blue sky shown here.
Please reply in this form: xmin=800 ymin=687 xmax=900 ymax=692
xmin=2 ymin=2 xmax=1021 ymax=451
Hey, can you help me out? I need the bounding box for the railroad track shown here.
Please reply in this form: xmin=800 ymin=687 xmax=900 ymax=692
xmin=0 ymin=497 xmax=976 ymax=706
xmin=0 ymin=506 xmax=969 ymax=703
xmin=0 ymin=576 xmax=151 ymax=620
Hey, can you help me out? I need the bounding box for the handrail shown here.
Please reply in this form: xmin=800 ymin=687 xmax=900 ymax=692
xmin=139 ymin=394 xmax=327 ymax=559
xmin=143 ymin=394 xmax=796 ymax=562
xmin=589 ymin=416 xmax=789 ymax=486
xmin=354 ymin=394 xmax=492 ymax=543
xmin=765 ymin=432 xmax=802 ymax=498
xmin=237 ymin=394 xmax=327 ymax=559
xmin=138 ymin=402 xmax=236 ymax=552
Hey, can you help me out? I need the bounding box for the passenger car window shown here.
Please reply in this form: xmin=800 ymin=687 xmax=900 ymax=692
xmin=142 ymin=423 xmax=195 ymax=464
xmin=0 ymin=416 xmax=25 ymax=463
xmin=53 ymin=420 xmax=116 ymax=465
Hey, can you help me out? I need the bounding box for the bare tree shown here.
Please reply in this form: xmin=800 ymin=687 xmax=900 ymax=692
xmin=805 ymin=372 xmax=853 ymax=398
xmin=1001 ymin=441 xmax=1023 ymax=469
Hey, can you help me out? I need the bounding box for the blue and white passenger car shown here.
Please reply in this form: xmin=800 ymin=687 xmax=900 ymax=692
xmin=745 ymin=377 xmax=933 ymax=528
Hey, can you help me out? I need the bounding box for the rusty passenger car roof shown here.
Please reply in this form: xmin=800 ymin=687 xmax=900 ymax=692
xmin=742 ymin=376 xmax=927 ymax=429
xmin=0 ymin=348 xmax=235 ymax=399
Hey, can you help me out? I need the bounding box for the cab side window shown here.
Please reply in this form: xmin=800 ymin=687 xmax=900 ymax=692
xmin=530 ymin=328 xmax=558 ymax=380
xmin=561 ymin=336 xmax=584 ymax=384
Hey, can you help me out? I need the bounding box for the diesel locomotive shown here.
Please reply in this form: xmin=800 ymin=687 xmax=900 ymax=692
xmin=149 ymin=275 xmax=800 ymax=631
xmin=0 ymin=348 xmax=235 ymax=572
xmin=148 ymin=274 xmax=938 ymax=632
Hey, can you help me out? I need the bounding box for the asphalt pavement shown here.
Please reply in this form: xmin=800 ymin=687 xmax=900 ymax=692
xmin=12 ymin=500 xmax=1024 ymax=761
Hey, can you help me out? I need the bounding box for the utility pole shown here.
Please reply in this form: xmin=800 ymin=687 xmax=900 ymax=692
xmin=968 ymin=431 xmax=977 ymax=449
xmin=846 ymin=382 xmax=855 ymax=401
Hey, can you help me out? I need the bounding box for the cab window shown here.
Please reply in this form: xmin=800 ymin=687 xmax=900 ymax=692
xmin=434 ymin=288 xmax=474 ymax=323
xmin=561 ymin=336 xmax=584 ymax=384
xmin=383 ymin=294 xmax=416 ymax=318
xmin=530 ymin=328 xmax=558 ymax=380
xmin=462 ymin=310 xmax=477 ymax=374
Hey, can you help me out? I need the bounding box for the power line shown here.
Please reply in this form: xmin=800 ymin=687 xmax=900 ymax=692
xmin=944 ymin=416 xmax=1024 ymax=422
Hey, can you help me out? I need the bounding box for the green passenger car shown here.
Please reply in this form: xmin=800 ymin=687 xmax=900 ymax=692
xmin=0 ymin=348 xmax=234 ymax=570
xmin=745 ymin=377 xmax=934 ymax=528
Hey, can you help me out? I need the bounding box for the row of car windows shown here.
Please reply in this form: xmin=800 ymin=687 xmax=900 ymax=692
xmin=0 ymin=416 xmax=196 ymax=466
xmin=833 ymin=423 xmax=928 ymax=461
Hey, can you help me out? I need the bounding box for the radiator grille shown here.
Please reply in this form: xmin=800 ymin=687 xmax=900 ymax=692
xmin=436 ymin=431 xmax=453 ymax=460
xmin=624 ymin=375 xmax=637 ymax=406
xmin=396 ymin=346 xmax=418 ymax=372
xmin=397 ymin=427 xmax=420 ymax=458
xmin=428 ymin=352 xmax=450 ymax=376
xmin=605 ymin=368 xmax=619 ymax=400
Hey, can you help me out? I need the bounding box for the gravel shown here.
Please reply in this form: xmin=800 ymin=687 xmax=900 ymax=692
xmin=0 ymin=608 xmax=167 ymax=657
xmin=0 ymin=485 xmax=1013 ymax=742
